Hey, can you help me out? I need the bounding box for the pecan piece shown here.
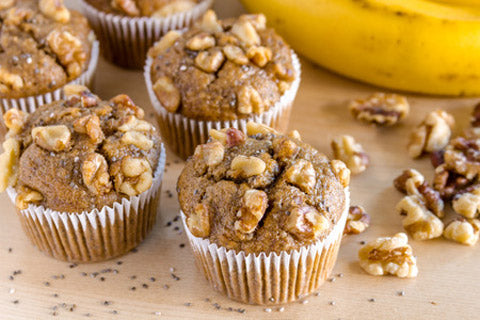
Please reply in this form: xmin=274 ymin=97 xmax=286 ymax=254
xmin=349 ymin=93 xmax=409 ymax=126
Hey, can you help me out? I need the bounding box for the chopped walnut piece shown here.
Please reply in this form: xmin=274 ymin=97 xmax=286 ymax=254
xmin=241 ymin=14 xmax=266 ymax=30
xmin=471 ymin=102 xmax=480 ymax=128
xmin=393 ymin=169 xmax=424 ymax=194
xmin=118 ymin=116 xmax=153 ymax=132
xmin=443 ymin=218 xmax=480 ymax=246
xmin=81 ymin=153 xmax=112 ymax=195
xmin=64 ymin=85 xmax=99 ymax=109
xmin=284 ymin=160 xmax=316 ymax=194
xmin=32 ymin=125 xmax=71 ymax=152
xmin=237 ymin=86 xmax=264 ymax=114
xmin=194 ymin=48 xmax=225 ymax=73
xmin=149 ymin=31 xmax=181 ymax=57
xmin=187 ymin=203 xmax=210 ymax=237
xmin=0 ymin=0 xmax=14 ymax=10
xmin=285 ymin=205 xmax=331 ymax=241
xmin=73 ymin=114 xmax=104 ymax=144
xmin=186 ymin=33 xmax=215 ymax=51
xmin=231 ymin=20 xmax=260 ymax=47
xmin=246 ymin=121 xmax=277 ymax=136
xmin=330 ymin=160 xmax=350 ymax=188
xmin=331 ymin=135 xmax=369 ymax=175
xmin=349 ymin=93 xmax=410 ymax=126
xmin=0 ymin=68 xmax=23 ymax=93
xmin=39 ymin=0 xmax=70 ymax=23
xmin=230 ymin=155 xmax=266 ymax=178
xmin=358 ymin=233 xmax=418 ymax=278
xmin=344 ymin=206 xmax=370 ymax=235
xmin=199 ymin=10 xmax=222 ymax=33
xmin=273 ymin=137 xmax=299 ymax=162
xmin=287 ymin=130 xmax=301 ymax=141
xmin=443 ymin=137 xmax=480 ymax=180
xmin=151 ymin=0 xmax=196 ymax=17
xmin=15 ymin=186 xmax=43 ymax=210
xmin=47 ymin=30 xmax=86 ymax=78
xmin=152 ymin=76 xmax=181 ymax=113
xmin=452 ymin=186 xmax=480 ymax=219
xmin=110 ymin=94 xmax=144 ymax=119
xmin=121 ymin=131 xmax=154 ymax=151
xmin=396 ymin=195 xmax=444 ymax=240
xmin=111 ymin=0 xmax=139 ymax=16
xmin=246 ymin=46 xmax=272 ymax=67
xmin=223 ymin=45 xmax=248 ymax=65
xmin=111 ymin=157 xmax=153 ymax=196
xmin=408 ymin=110 xmax=455 ymax=158
xmin=3 ymin=109 xmax=27 ymax=135
xmin=0 ymin=138 xmax=21 ymax=192
xmin=234 ymin=189 xmax=268 ymax=234
xmin=208 ymin=128 xmax=245 ymax=147
xmin=194 ymin=141 xmax=224 ymax=167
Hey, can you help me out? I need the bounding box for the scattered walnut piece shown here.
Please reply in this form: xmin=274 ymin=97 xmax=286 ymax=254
xmin=39 ymin=0 xmax=70 ymax=23
xmin=330 ymin=160 xmax=350 ymax=188
xmin=237 ymin=86 xmax=264 ymax=114
xmin=15 ymin=186 xmax=43 ymax=210
xmin=246 ymin=46 xmax=272 ymax=67
xmin=0 ymin=0 xmax=15 ymax=10
xmin=186 ymin=33 xmax=215 ymax=51
xmin=111 ymin=157 xmax=153 ymax=196
xmin=452 ymin=186 xmax=480 ymax=219
xmin=73 ymin=114 xmax=104 ymax=144
xmin=47 ymin=30 xmax=86 ymax=78
xmin=443 ymin=218 xmax=480 ymax=246
xmin=194 ymin=48 xmax=225 ymax=73
xmin=0 ymin=138 xmax=21 ymax=192
xmin=349 ymin=93 xmax=409 ymax=126
xmin=111 ymin=0 xmax=139 ymax=16
xmin=246 ymin=121 xmax=277 ymax=136
xmin=393 ymin=169 xmax=424 ymax=194
xmin=199 ymin=10 xmax=222 ymax=34
xmin=396 ymin=195 xmax=444 ymax=240
xmin=408 ymin=110 xmax=455 ymax=158
xmin=285 ymin=205 xmax=331 ymax=241
xmin=121 ymin=131 xmax=154 ymax=151
xmin=223 ymin=45 xmax=248 ymax=65
xmin=194 ymin=141 xmax=225 ymax=167
xmin=284 ymin=159 xmax=316 ymax=194
xmin=151 ymin=0 xmax=196 ymax=17
xmin=433 ymin=164 xmax=471 ymax=200
xmin=230 ymin=155 xmax=266 ymax=178
xmin=234 ymin=189 xmax=268 ymax=234
xmin=443 ymin=137 xmax=480 ymax=180
xmin=331 ymin=135 xmax=369 ymax=175
xmin=3 ymin=109 xmax=27 ymax=135
xmin=32 ymin=125 xmax=71 ymax=152
xmin=344 ymin=206 xmax=370 ymax=235
xmin=0 ymin=68 xmax=23 ymax=93
xmin=187 ymin=203 xmax=210 ymax=237
xmin=149 ymin=31 xmax=181 ymax=57
xmin=153 ymin=76 xmax=181 ymax=113
xmin=81 ymin=153 xmax=112 ymax=195
xmin=231 ymin=20 xmax=260 ymax=47
xmin=358 ymin=232 xmax=418 ymax=278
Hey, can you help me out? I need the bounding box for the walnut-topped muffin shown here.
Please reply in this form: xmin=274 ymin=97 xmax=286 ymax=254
xmin=85 ymin=0 xmax=200 ymax=17
xmin=0 ymin=0 xmax=95 ymax=99
xmin=177 ymin=123 xmax=349 ymax=304
xmin=0 ymin=85 xmax=165 ymax=262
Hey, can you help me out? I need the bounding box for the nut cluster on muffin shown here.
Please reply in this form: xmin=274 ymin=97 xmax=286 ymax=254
xmin=0 ymin=84 xmax=162 ymax=212
xmin=148 ymin=10 xmax=296 ymax=121
xmin=177 ymin=122 xmax=350 ymax=254
xmin=86 ymin=0 xmax=200 ymax=17
xmin=0 ymin=0 xmax=94 ymax=99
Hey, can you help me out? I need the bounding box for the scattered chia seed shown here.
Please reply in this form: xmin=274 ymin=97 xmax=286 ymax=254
xmin=360 ymin=241 xmax=366 ymax=245
xmin=130 ymin=275 xmax=137 ymax=280
xmin=8 ymin=248 xmax=12 ymax=253
xmin=150 ymin=277 xmax=156 ymax=282
xmin=9 ymin=288 xmax=15 ymax=294
xmin=369 ymin=298 xmax=376 ymax=302
xmin=329 ymin=277 xmax=336 ymax=282
xmin=52 ymin=311 xmax=58 ymax=316
xmin=166 ymin=222 xmax=172 ymax=227
xmin=173 ymin=216 xmax=180 ymax=222
xmin=398 ymin=290 xmax=405 ymax=296
xmin=53 ymin=294 xmax=59 ymax=298
xmin=142 ymin=283 xmax=148 ymax=289
xmin=100 ymin=277 xmax=105 ymax=282
xmin=337 ymin=273 xmax=344 ymax=278
xmin=204 ymin=298 xmax=210 ymax=302
xmin=154 ymin=311 xmax=162 ymax=316
xmin=174 ymin=226 xmax=180 ymax=231
xmin=113 ymin=270 xmax=119 ymax=274
xmin=163 ymin=284 xmax=169 ymax=289
xmin=430 ymin=301 xmax=438 ymax=305
xmin=103 ymin=301 xmax=112 ymax=306
xmin=43 ymin=282 xmax=51 ymax=287
xmin=237 ymin=308 xmax=246 ymax=314
xmin=117 ymin=261 xmax=123 ymax=265
xmin=278 ymin=307 xmax=285 ymax=312
xmin=301 ymin=300 xmax=309 ymax=304
xmin=13 ymin=270 xmax=22 ymax=275
xmin=171 ymin=273 xmax=180 ymax=281
xmin=179 ymin=243 xmax=185 ymax=248
xmin=264 ymin=308 xmax=272 ymax=313
xmin=81 ymin=272 xmax=87 ymax=277
xmin=84 ymin=313 xmax=92 ymax=317
xmin=12 ymin=300 xmax=19 ymax=304
xmin=269 ymin=297 xmax=275 ymax=302
xmin=329 ymin=301 xmax=336 ymax=306
xmin=130 ymin=287 xmax=136 ymax=291
xmin=213 ymin=303 xmax=221 ymax=310
xmin=9 ymin=276 xmax=14 ymax=281
xmin=184 ymin=302 xmax=192 ymax=307
xmin=131 ymin=248 xmax=138 ymax=253
xmin=110 ymin=310 xmax=118 ymax=315
xmin=91 ymin=272 xmax=99 ymax=278
xmin=69 ymin=264 xmax=77 ymax=269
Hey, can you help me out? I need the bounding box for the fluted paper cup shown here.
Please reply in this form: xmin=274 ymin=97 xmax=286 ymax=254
xmin=6 ymin=146 xmax=166 ymax=263
xmin=182 ymin=188 xmax=349 ymax=305
xmin=145 ymin=51 xmax=301 ymax=159
xmin=80 ymin=0 xmax=213 ymax=69
xmin=0 ymin=34 xmax=99 ymax=115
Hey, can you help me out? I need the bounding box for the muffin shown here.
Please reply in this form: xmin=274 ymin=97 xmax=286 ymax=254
xmin=177 ymin=122 xmax=350 ymax=304
xmin=145 ymin=11 xmax=301 ymax=159
xmin=0 ymin=0 xmax=99 ymax=113
xmin=80 ymin=0 xmax=213 ymax=68
xmin=0 ymin=84 xmax=165 ymax=262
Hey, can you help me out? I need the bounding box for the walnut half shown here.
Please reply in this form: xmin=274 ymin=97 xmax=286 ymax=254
xmin=358 ymin=233 xmax=418 ymax=278
xmin=443 ymin=218 xmax=480 ymax=246
xmin=331 ymin=135 xmax=369 ymax=175
xmin=349 ymin=93 xmax=409 ymax=126
xmin=344 ymin=205 xmax=370 ymax=235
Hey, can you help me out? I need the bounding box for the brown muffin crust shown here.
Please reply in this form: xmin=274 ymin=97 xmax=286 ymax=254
xmin=0 ymin=85 xmax=162 ymax=213
xmin=0 ymin=0 xmax=93 ymax=99
xmin=85 ymin=0 xmax=199 ymax=17
xmin=177 ymin=123 xmax=349 ymax=254
xmin=148 ymin=11 xmax=296 ymax=121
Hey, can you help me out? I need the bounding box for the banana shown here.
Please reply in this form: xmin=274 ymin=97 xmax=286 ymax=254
xmin=240 ymin=0 xmax=480 ymax=96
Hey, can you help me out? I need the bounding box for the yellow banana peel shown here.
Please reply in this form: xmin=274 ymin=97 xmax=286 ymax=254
xmin=240 ymin=0 xmax=480 ymax=96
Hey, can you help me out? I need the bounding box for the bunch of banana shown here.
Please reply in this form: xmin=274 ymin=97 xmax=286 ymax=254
xmin=241 ymin=0 xmax=480 ymax=96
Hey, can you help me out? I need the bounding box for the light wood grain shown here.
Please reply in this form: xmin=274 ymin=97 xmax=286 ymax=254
xmin=1 ymin=1 xmax=479 ymax=319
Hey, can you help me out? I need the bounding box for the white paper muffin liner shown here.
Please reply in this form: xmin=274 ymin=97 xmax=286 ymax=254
xmin=182 ymin=188 xmax=349 ymax=305
xmin=80 ymin=0 xmax=213 ymax=69
xmin=0 ymin=35 xmax=99 ymax=115
xmin=144 ymin=51 xmax=301 ymax=159
xmin=6 ymin=145 xmax=166 ymax=263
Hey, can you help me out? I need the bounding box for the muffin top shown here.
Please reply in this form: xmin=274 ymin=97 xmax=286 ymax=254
xmin=177 ymin=123 xmax=350 ymax=254
xmin=0 ymin=0 xmax=93 ymax=99
xmin=85 ymin=0 xmax=200 ymax=17
xmin=148 ymin=11 xmax=296 ymax=121
xmin=0 ymin=85 xmax=162 ymax=213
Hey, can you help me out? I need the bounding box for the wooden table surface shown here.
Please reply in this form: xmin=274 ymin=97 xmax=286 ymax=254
xmin=1 ymin=1 xmax=479 ymax=319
